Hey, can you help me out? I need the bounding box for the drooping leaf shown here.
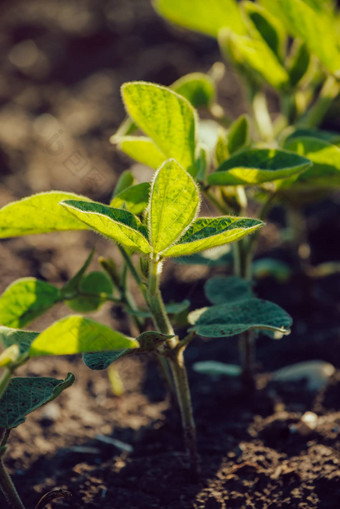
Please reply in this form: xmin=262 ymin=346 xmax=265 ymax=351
xmin=243 ymin=1 xmax=286 ymax=62
xmin=29 ymin=316 xmax=138 ymax=356
xmin=0 ymin=373 xmax=75 ymax=428
xmin=259 ymin=0 xmax=340 ymax=74
xmin=0 ymin=326 xmax=38 ymax=356
xmin=128 ymin=300 xmax=190 ymax=317
xmin=117 ymin=137 xmax=166 ymax=170
xmin=172 ymin=72 xmax=216 ymax=107
xmin=204 ymin=276 xmax=253 ymax=305
xmin=83 ymin=350 xmax=128 ymax=370
xmin=154 ymin=0 xmax=246 ymax=38
xmin=110 ymin=182 xmax=151 ymax=215
xmin=0 ymin=192 xmax=90 ymax=238
xmin=162 ymin=216 xmax=263 ymax=257
xmin=283 ymin=136 xmax=340 ymax=187
xmin=193 ymin=361 xmax=241 ymax=377
xmin=189 ymin=298 xmax=292 ymax=338
xmin=219 ymin=29 xmax=289 ymax=90
xmin=149 ymin=159 xmax=199 ymax=254
xmin=227 ymin=115 xmax=249 ymax=155
xmin=61 ymin=200 xmax=151 ymax=254
xmin=122 ymin=82 xmax=197 ymax=172
xmin=66 ymin=272 xmax=114 ymax=312
xmin=207 ymin=148 xmax=311 ymax=186
xmin=137 ymin=331 xmax=174 ymax=350
xmin=0 ymin=278 xmax=60 ymax=328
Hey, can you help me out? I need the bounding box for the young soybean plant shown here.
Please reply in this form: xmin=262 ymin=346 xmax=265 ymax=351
xmin=0 ymin=159 xmax=267 ymax=476
xmin=114 ymin=81 xmax=304 ymax=385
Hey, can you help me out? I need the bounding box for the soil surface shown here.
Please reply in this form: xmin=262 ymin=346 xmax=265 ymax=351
xmin=0 ymin=1 xmax=340 ymax=508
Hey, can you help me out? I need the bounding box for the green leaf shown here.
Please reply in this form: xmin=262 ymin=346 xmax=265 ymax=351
xmin=29 ymin=316 xmax=138 ymax=356
xmin=0 ymin=192 xmax=90 ymax=239
xmin=0 ymin=373 xmax=75 ymax=428
xmin=0 ymin=326 xmax=38 ymax=356
xmin=252 ymin=258 xmax=292 ymax=282
xmin=61 ymin=200 xmax=151 ymax=255
xmin=219 ymin=29 xmax=289 ymax=90
xmin=204 ymin=276 xmax=253 ymax=305
xmin=83 ymin=350 xmax=127 ymax=370
xmin=162 ymin=216 xmax=263 ymax=257
xmin=207 ymin=148 xmax=312 ymax=186
xmin=154 ymin=0 xmax=246 ymax=38
xmin=286 ymin=128 xmax=340 ymax=145
xmin=243 ymin=1 xmax=286 ymax=62
xmin=128 ymin=300 xmax=190 ymax=317
xmin=137 ymin=331 xmax=175 ymax=350
xmin=227 ymin=115 xmax=249 ymax=155
xmin=288 ymin=41 xmax=310 ymax=88
xmin=0 ymin=278 xmax=60 ymax=328
xmin=193 ymin=361 xmax=241 ymax=377
xmin=118 ymin=137 xmax=166 ymax=170
xmin=149 ymin=159 xmax=199 ymax=254
xmin=61 ymin=250 xmax=94 ymax=299
xmin=67 ymin=272 xmax=114 ymax=312
xmin=113 ymin=170 xmax=135 ymax=196
xmin=121 ymin=82 xmax=197 ymax=173
xmin=175 ymin=245 xmax=233 ymax=266
xmin=172 ymin=72 xmax=216 ymax=107
xmin=283 ymin=136 xmax=340 ymax=187
xmin=189 ymin=298 xmax=292 ymax=338
xmin=110 ymin=182 xmax=151 ymax=215
xmin=260 ymin=0 xmax=340 ymax=74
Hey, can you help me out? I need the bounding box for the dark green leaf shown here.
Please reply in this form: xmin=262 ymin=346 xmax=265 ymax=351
xmin=227 ymin=115 xmax=249 ymax=155
xmin=204 ymin=276 xmax=253 ymax=305
xmin=113 ymin=170 xmax=135 ymax=196
xmin=0 ymin=373 xmax=75 ymax=428
xmin=137 ymin=331 xmax=174 ymax=350
xmin=172 ymin=72 xmax=216 ymax=107
xmin=288 ymin=41 xmax=310 ymax=87
xmin=83 ymin=350 xmax=127 ymax=370
xmin=66 ymin=272 xmax=114 ymax=312
xmin=61 ymin=250 xmax=94 ymax=299
xmin=110 ymin=182 xmax=151 ymax=215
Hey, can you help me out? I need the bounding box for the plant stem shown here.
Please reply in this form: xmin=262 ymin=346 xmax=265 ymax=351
xmin=147 ymin=259 xmax=199 ymax=475
xmin=0 ymin=430 xmax=25 ymax=509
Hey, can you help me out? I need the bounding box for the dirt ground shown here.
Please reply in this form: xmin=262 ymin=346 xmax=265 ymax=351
xmin=0 ymin=1 xmax=339 ymax=508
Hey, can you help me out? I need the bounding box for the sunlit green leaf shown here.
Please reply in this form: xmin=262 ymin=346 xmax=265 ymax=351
xmin=110 ymin=182 xmax=151 ymax=215
xmin=204 ymin=276 xmax=253 ymax=305
xmin=149 ymin=159 xmax=199 ymax=254
xmin=154 ymin=0 xmax=246 ymax=38
xmin=61 ymin=200 xmax=151 ymax=254
xmin=83 ymin=350 xmax=127 ymax=371
xmin=29 ymin=316 xmax=138 ymax=356
xmin=283 ymin=136 xmax=340 ymax=187
xmin=0 ymin=326 xmax=38 ymax=356
xmin=208 ymin=148 xmax=311 ymax=186
xmin=172 ymin=72 xmax=216 ymax=107
xmin=189 ymin=298 xmax=292 ymax=337
xmin=122 ymin=82 xmax=197 ymax=172
xmin=113 ymin=170 xmax=135 ymax=196
xmin=219 ymin=29 xmax=289 ymax=90
xmin=162 ymin=216 xmax=263 ymax=257
xmin=0 ymin=278 xmax=60 ymax=328
xmin=227 ymin=115 xmax=249 ymax=155
xmin=193 ymin=361 xmax=241 ymax=377
xmin=67 ymin=272 xmax=114 ymax=312
xmin=118 ymin=136 xmax=166 ymax=170
xmin=0 ymin=373 xmax=75 ymax=428
xmin=260 ymin=0 xmax=340 ymax=74
xmin=0 ymin=192 xmax=90 ymax=238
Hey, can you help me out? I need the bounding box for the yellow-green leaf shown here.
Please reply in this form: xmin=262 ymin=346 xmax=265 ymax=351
xmin=61 ymin=200 xmax=151 ymax=254
xmin=110 ymin=182 xmax=151 ymax=215
xmin=29 ymin=316 xmax=138 ymax=356
xmin=121 ymin=82 xmax=197 ymax=172
xmin=118 ymin=136 xmax=166 ymax=169
xmin=0 ymin=192 xmax=90 ymax=238
xmin=162 ymin=216 xmax=263 ymax=257
xmin=149 ymin=160 xmax=200 ymax=254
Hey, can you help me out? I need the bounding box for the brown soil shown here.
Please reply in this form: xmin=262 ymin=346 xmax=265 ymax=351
xmin=0 ymin=1 xmax=339 ymax=508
